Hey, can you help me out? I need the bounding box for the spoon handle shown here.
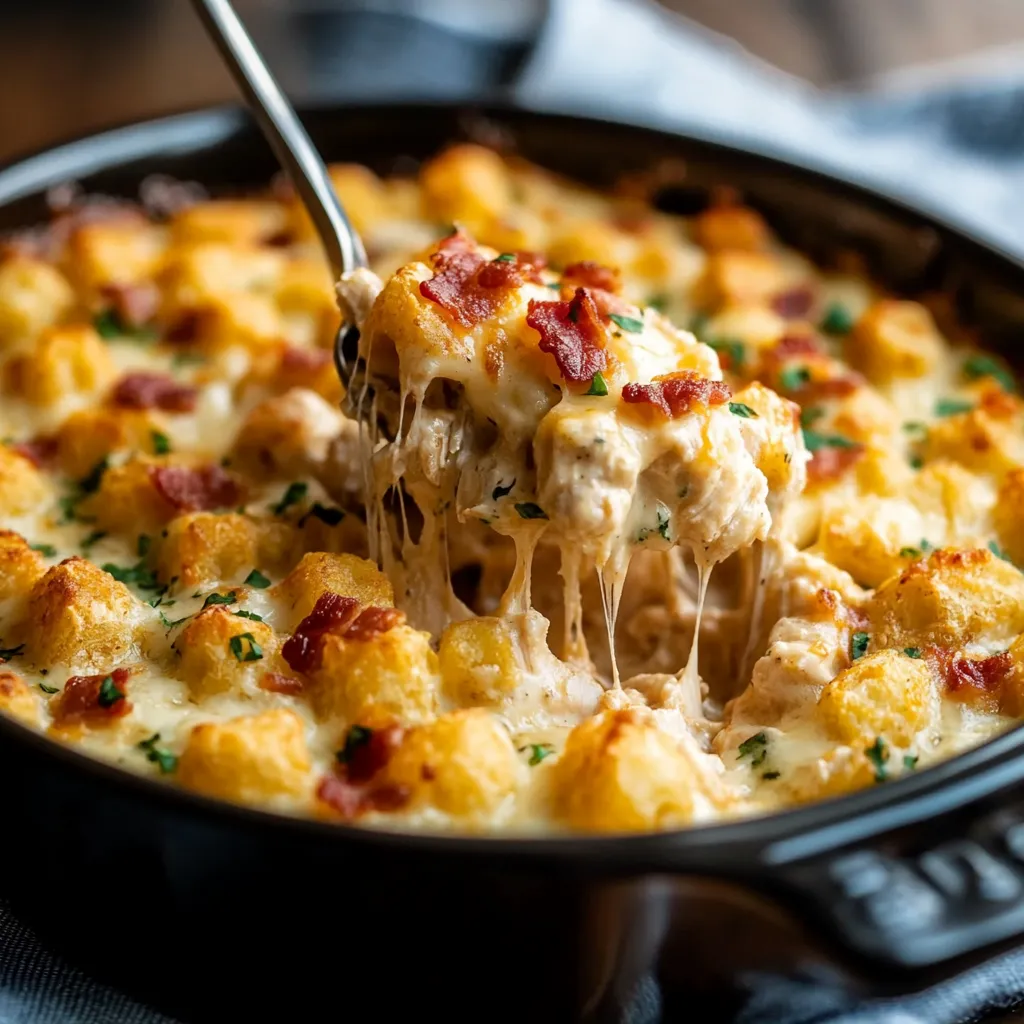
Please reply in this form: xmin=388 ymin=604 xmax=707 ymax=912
xmin=190 ymin=0 xmax=367 ymax=278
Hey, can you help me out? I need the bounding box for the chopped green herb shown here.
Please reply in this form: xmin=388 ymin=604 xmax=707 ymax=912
xmin=81 ymin=530 xmax=107 ymax=551
xmin=920 ymin=538 xmax=933 ymax=552
xmin=203 ymin=591 xmax=238 ymax=608
xmin=233 ymin=609 xmax=265 ymax=623
xmin=159 ymin=611 xmax=190 ymax=630
xmin=244 ymin=569 xmax=271 ymax=589
xmin=646 ymin=293 xmax=669 ymax=312
xmin=151 ymin=430 xmax=171 ymax=455
xmin=229 ymin=632 xmax=263 ymax=662
xmin=0 ymin=644 xmax=25 ymax=661
xmin=800 ymin=406 xmax=825 ymax=428
xmin=802 ymin=428 xmax=856 ymax=451
xmin=515 ymin=502 xmax=548 ymax=520
xmin=989 ymin=540 xmax=1013 ymax=563
xmin=171 ymin=353 xmax=206 ymax=369
xmin=819 ymin=302 xmax=855 ymax=336
xmin=865 ymin=736 xmax=889 ymax=783
xmin=850 ymin=631 xmax=870 ymax=661
xmin=762 ymin=771 xmax=781 ymax=781
xmin=271 ymin=481 xmax=308 ymax=516
xmin=902 ymin=420 xmax=927 ymax=435
xmin=97 ymin=675 xmax=124 ymax=708
xmin=689 ymin=312 xmax=710 ymax=338
xmin=657 ymin=503 xmax=671 ymax=541
xmin=608 ymin=313 xmax=644 ymax=334
xmin=545 ymin=281 xmax=561 ymax=290
xmin=493 ymin=252 xmax=516 ymax=262
xmin=779 ymin=365 xmax=811 ymax=391
xmin=78 ymin=457 xmax=109 ymax=495
xmin=492 ymin=480 xmax=516 ymax=500
xmin=728 ymin=402 xmax=758 ymax=419
xmin=30 ymin=543 xmax=56 ymax=557
xmin=903 ymin=754 xmax=920 ymax=771
xmin=525 ymin=743 xmax=553 ymax=766
xmin=38 ymin=683 xmax=59 ymax=694
xmin=585 ymin=372 xmax=609 ymax=397
xmin=336 ymin=724 xmax=373 ymax=763
xmin=137 ymin=534 xmax=151 ymax=558
xmin=138 ymin=733 xmax=178 ymax=774
xmin=899 ymin=547 xmax=922 ymax=559
xmin=738 ymin=732 xmax=768 ymax=768
xmin=299 ymin=503 xmax=345 ymax=527
xmin=935 ymin=398 xmax=974 ymax=417
xmin=93 ymin=309 xmax=122 ymax=339
xmin=909 ymin=455 xmax=924 ymax=470
xmin=904 ymin=647 xmax=922 ymax=659
xmin=102 ymin=561 xmax=160 ymax=591
xmin=707 ymin=338 xmax=745 ymax=370
xmin=964 ymin=354 xmax=1015 ymax=394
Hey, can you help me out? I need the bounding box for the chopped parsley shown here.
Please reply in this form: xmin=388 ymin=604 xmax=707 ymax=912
xmin=0 ymin=644 xmax=25 ymax=661
xmin=903 ymin=754 xmax=920 ymax=771
xmin=850 ymin=631 xmax=870 ymax=661
xmin=904 ymin=647 xmax=922 ymax=659
xmin=138 ymin=733 xmax=178 ymax=774
xmin=244 ymin=569 xmax=271 ymax=589
xmin=707 ymin=338 xmax=745 ymax=370
xmin=97 ymin=675 xmax=124 ymax=708
xmin=779 ymin=365 xmax=811 ymax=391
xmin=102 ymin=561 xmax=160 ymax=591
xmin=689 ymin=312 xmax=710 ymax=338
xmin=298 ymin=503 xmax=345 ymax=527
xmin=30 ymin=543 xmax=56 ymax=557
xmin=737 ymin=731 xmax=768 ymax=768
xmin=151 ymin=430 xmax=171 ymax=455
xmin=585 ymin=372 xmax=609 ymax=397
xmin=819 ymin=302 xmax=855 ymax=335
xmin=59 ymin=457 xmax=109 ymax=522
xmin=899 ymin=546 xmax=922 ymax=559
xmin=525 ymin=743 xmax=553 ymax=766
xmin=93 ymin=309 xmax=155 ymax=342
xmin=336 ymin=724 xmax=373 ymax=763
xmin=989 ymin=540 xmax=1013 ymax=563
xmin=203 ymin=591 xmax=238 ymax=608
xmin=137 ymin=534 xmax=151 ymax=558
xmin=800 ymin=406 xmax=825 ymax=428
xmin=646 ymin=293 xmax=669 ymax=312
xmin=515 ymin=502 xmax=548 ymax=520
xmin=935 ymin=398 xmax=973 ymax=417
xmin=78 ymin=457 xmax=109 ymax=495
xmin=909 ymin=455 xmax=924 ymax=470
xmin=865 ymin=736 xmax=889 ymax=783
xmin=494 ymin=252 xmax=517 ymax=262
xmin=271 ymin=481 xmax=308 ymax=516
xmin=38 ymin=683 xmax=59 ymax=694
xmin=229 ymin=632 xmax=263 ymax=662
xmin=81 ymin=530 xmax=107 ymax=552
xmin=159 ymin=611 xmax=189 ymax=630
xmin=728 ymin=402 xmax=758 ymax=419
xmin=492 ymin=480 xmax=516 ymax=501
xmin=608 ymin=313 xmax=643 ymax=334
xmin=233 ymin=609 xmax=265 ymax=623
xmin=802 ymin=428 xmax=857 ymax=451
xmin=657 ymin=503 xmax=671 ymax=541
xmin=920 ymin=538 xmax=933 ymax=552
xmin=902 ymin=420 xmax=927 ymax=436
xmin=964 ymin=354 xmax=1015 ymax=393
xmin=762 ymin=770 xmax=781 ymax=781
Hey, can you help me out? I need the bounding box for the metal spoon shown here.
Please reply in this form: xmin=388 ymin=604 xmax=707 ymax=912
xmin=189 ymin=0 xmax=367 ymax=384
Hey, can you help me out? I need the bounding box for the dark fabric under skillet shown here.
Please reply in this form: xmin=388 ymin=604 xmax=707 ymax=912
xmin=6 ymin=2 xmax=1024 ymax=1022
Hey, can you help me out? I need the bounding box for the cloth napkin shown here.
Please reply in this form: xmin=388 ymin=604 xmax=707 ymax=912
xmin=5 ymin=1 xmax=1024 ymax=1021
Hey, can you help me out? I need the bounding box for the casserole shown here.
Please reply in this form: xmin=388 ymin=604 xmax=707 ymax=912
xmin=3 ymin=103 xmax=1024 ymax=1021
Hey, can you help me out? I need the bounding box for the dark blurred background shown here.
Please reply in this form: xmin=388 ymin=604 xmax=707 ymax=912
xmin=3 ymin=0 xmax=1024 ymax=161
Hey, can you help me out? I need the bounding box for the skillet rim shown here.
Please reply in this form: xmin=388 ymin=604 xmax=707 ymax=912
xmin=2 ymin=99 xmax=1023 ymax=869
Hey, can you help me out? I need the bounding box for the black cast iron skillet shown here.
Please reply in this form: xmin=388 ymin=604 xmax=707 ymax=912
xmin=3 ymin=104 xmax=1024 ymax=1023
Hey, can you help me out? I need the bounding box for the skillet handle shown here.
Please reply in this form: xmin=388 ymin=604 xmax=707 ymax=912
xmin=766 ymin=786 xmax=1024 ymax=970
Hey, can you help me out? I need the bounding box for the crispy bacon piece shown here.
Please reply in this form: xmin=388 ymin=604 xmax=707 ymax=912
xmin=149 ymin=464 xmax=242 ymax=511
xmin=419 ymin=231 xmax=542 ymax=328
xmin=621 ymin=371 xmax=731 ymax=418
xmin=52 ymin=667 xmax=132 ymax=725
xmin=100 ymin=282 xmax=159 ymax=329
xmin=526 ymin=287 xmax=607 ymax=383
xmin=771 ymin=285 xmax=815 ymax=319
xmin=804 ymin=373 xmax=864 ymax=400
xmin=563 ymin=261 xmax=621 ymax=294
xmin=280 ymin=345 xmax=331 ymax=374
xmin=807 ymin=444 xmax=865 ymax=484
xmin=259 ymin=672 xmax=305 ymax=696
xmin=282 ymin=594 xmax=405 ymax=674
xmin=165 ymin=311 xmax=203 ymax=345
xmin=932 ymin=648 xmax=1012 ymax=706
xmin=771 ymin=334 xmax=821 ymax=359
xmin=316 ymin=723 xmax=409 ymax=819
xmin=345 ymin=725 xmax=406 ymax=784
xmin=111 ymin=371 xmax=198 ymax=413
xmin=9 ymin=435 xmax=58 ymax=468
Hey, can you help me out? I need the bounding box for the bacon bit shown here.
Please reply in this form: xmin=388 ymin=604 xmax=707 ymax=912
xmin=316 ymin=775 xmax=362 ymax=817
xmin=345 ymin=606 xmax=406 ymax=642
xmin=100 ymin=282 xmax=159 ymax=329
xmin=563 ymin=261 xmax=622 ymax=294
xmin=419 ymin=231 xmax=542 ymax=327
xmin=263 ymin=229 xmax=295 ymax=248
xmin=771 ymin=334 xmax=821 ymax=359
xmin=526 ymin=287 xmax=607 ymax=383
xmin=771 ymin=286 xmax=815 ymax=319
xmin=346 ymin=724 xmax=405 ymax=784
xmin=9 ymin=435 xmax=58 ymax=468
xmin=280 ymin=345 xmax=330 ymax=374
xmin=316 ymin=723 xmax=409 ymax=819
xmin=622 ymin=371 xmax=731 ymax=418
xmin=807 ymin=444 xmax=865 ymax=483
xmin=259 ymin=672 xmax=305 ymax=696
xmin=111 ymin=371 xmax=198 ymax=413
xmin=283 ymin=593 xmax=361 ymax=674
xmin=165 ymin=311 xmax=203 ymax=344
xmin=805 ymin=373 xmax=863 ymax=400
xmin=150 ymin=464 xmax=242 ymax=511
xmin=980 ymin=387 xmax=1020 ymax=420
xmin=52 ymin=667 xmax=132 ymax=725
xmin=933 ymin=648 xmax=1012 ymax=706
